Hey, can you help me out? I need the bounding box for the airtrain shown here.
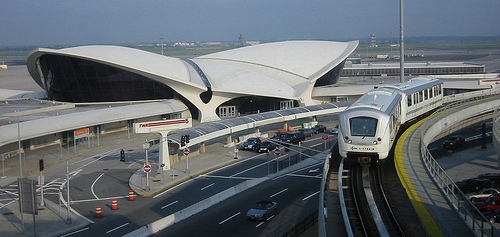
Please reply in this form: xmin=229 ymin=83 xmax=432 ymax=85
xmin=338 ymin=76 xmax=443 ymax=164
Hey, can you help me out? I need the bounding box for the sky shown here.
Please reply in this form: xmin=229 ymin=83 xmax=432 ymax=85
xmin=1 ymin=0 xmax=499 ymax=47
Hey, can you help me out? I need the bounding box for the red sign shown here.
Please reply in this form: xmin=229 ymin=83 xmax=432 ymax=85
xmin=321 ymin=135 xmax=329 ymax=140
xmin=183 ymin=148 xmax=190 ymax=156
xmin=144 ymin=164 xmax=152 ymax=173
xmin=274 ymin=148 xmax=281 ymax=156
xmin=139 ymin=119 xmax=189 ymax=128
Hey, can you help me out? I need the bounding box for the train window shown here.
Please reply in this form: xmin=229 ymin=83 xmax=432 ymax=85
xmin=407 ymin=95 xmax=412 ymax=106
xmin=350 ymin=116 xmax=377 ymax=137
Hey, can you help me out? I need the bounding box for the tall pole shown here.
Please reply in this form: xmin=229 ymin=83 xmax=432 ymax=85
xmin=399 ymin=0 xmax=405 ymax=83
xmin=66 ymin=160 xmax=72 ymax=224
xmin=160 ymin=37 xmax=164 ymax=55
xmin=17 ymin=116 xmax=24 ymax=233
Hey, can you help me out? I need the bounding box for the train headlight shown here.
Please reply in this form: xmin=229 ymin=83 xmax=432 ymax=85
xmin=344 ymin=136 xmax=352 ymax=144
xmin=377 ymin=137 xmax=382 ymax=141
xmin=373 ymin=140 xmax=378 ymax=145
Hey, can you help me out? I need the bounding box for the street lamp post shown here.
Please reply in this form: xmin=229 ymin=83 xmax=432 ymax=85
xmin=160 ymin=37 xmax=164 ymax=55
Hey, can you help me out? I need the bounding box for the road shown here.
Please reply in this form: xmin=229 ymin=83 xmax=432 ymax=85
xmin=36 ymin=130 xmax=334 ymax=236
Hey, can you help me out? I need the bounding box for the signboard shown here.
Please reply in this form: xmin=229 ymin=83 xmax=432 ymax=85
xmin=321 ymin=135 xmax=329 ymax=140
xmin=18 ymin=178 xmax=38 ymax=215
xmin=134 ymin=118 xmax=192 ymax=133
xmin=144 ymin=164 xmax=152 ymax=173
xmin=274 ymin=148 xmax=281 ymax=156
xmin=183 ymin=148 xmax=190 ymax=156
xmin=74 ymin=127 xmax=90 ymax=139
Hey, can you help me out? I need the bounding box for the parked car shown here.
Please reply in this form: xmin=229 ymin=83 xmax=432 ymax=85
xmin=442 ymin=135 xmax=465 ymax=149
xmin=468 ymin=188 xmax=500 ymax=202
xmin=242 ymin=137 xmax=262 ymax=151
xmin=329 ymin=125 xmax=339 ymax=135
xmin=258 ymin=141 xmax=278 ymax=153
xmin=313 ymin=124 xmax=327 ymax=133
xmin=483 ymin=209 xmax=500 ymax=223
xmin=456 ymin=178 xmax=494 ymax=194
xmin=298 ymin=128 xmax=314 ymax=137
xmin=246 ymin=201 xmax=278 ymax=221
xmin=476 ymin=173 xmax=500 ymax=186
xmin=475 ymin=195 xmax=500 ymax=212
xmin=278 ymin=131 xmax=305 ymax=145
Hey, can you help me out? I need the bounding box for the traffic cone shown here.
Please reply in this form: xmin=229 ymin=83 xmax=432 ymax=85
xmin=128 ymin=190 xmax=135 ymax=201
xmin=95 ymin=206 xmax=102 ymax=218
xmin=111 ymin=198 xmax=118 ymax=210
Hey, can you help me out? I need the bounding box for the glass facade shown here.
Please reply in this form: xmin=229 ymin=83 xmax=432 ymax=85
xmin=314 ymin=60 xmax=345 ymax=87
xmin=37 ymin=55 xmax=175 ymax=102
xmin=341 ymin=65 xmax=485 ymax=77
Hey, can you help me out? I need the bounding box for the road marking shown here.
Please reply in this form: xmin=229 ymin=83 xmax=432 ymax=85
xmin=230 ymin=161 xmax=269 ymax=177
xmin=201 ymin=183 xmax=215 ymax=190
xmin=106 ymin=222 xmax=129 ymax=234
xmin=270 ymin=188 xmax=288 ymax=198
xmin=202 ymin=175 xmax=254 ymax=180
xmin=287 ymin=173 xmax=321 ymax=179
xmin=303 ymin=191 xmax=320 ymax=201
xmin=256 ymin=221 xmax=265 ymax=227
xmin=91 ymin=173 xmax=105 ymax=199
xmin=153 ymin=179 xmax=194 ymax=199
xmin=60 ymin=227 xmax=89 ymax=237
xmin=161 ymin=200 xmax=178 ymax=209
xmin=219 ymin=212 xmax=240 ymax=224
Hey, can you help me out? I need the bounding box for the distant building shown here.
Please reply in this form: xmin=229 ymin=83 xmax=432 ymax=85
xmin=341 ymin=61 xmax=485 ymax=77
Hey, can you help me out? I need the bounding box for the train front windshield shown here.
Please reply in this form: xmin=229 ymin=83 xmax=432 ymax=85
xmin=350 ymin=117 xmax=377 ymax=137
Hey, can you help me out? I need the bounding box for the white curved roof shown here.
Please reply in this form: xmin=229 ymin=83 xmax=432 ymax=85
xmin=26 ymin=40 xmax=358 ymax=122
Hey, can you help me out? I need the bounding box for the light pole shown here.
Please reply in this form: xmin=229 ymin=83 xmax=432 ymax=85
xmin=160 ymin=37 xmax=164 ymax=55
xmin=399 ymin=0 xmax=405 ymax=83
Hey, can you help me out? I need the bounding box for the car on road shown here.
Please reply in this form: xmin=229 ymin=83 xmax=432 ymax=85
xmin=278 ymin=131 xmax=305 ymax=145
xmin=246 ymin=201 xmax=278 ymax=221
xmin=298 ymin=128 xmax=315 ymax=137
xmin=258 ymin=141 xmax=278 ymax=153
xmin=456 ymin=178 xmax=494 ymax=194
xmin=442 ymin=135 xmax=465 ymax=149
xmin=468 ymin=188 xmax=500 ymax=202
xmin=242 ymin=137 xmax=262 ymax=151
xmin=329 ymin=125 xmax=339 ymax=135
xmin=313 ymin=124 xmax=327 ymax=133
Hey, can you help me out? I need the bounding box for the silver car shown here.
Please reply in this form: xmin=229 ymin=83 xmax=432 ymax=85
xmin=246 ymin=201 xmax=278 ymax=221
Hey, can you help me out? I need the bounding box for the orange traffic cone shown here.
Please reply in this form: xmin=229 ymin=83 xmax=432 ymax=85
xmin=128 ymin=190 xmax=135 ymax=201
xmin=95 ymin=206 xmax=102 ymax=218
xmin=111 ymin=198 xmax=118 ymax=210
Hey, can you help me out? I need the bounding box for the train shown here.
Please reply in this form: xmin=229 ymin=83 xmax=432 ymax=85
xmin=337 ymin=76 xmax=443 ymax=164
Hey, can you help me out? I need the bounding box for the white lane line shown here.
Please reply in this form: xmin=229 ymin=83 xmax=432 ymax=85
xmin=219 ymin=212 xmax=240 ymax=225
xmin=287 ymin=174 xmax=321 ymax=179
xmin=106 ymin=222 xmax=129 ymax=234
xmin=230 ymin=161 xmax=268 ymax=177
xmin=302 ymin=191 xmax=320 ymax=201
xmin=256 ymin=221 xmax=265 ymax=228
xmin=153 ymin=179 xmax=194 ymax=199
xmin=270 ymin=188 xmax=288 ymax=198
xmin=161 ymin=200 xmax=178 ymax=209
xmin=71 ymin=195 xmax=127 ymax=203
xmin=60 ymin=227 xmax=89 ymax=237
xmin=202 ymin=175 xmax=254 ymax=180
xmin=201 ymin=183 xmax=215 ymax=191
xmin=91 ymin=173 xmax=105 ymax=199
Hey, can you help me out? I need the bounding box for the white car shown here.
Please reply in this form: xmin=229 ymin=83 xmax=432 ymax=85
xmin=329 ymin=125 xmax=339 ymax=134
xmin=468 ymin=188 xmax=500 ymax=202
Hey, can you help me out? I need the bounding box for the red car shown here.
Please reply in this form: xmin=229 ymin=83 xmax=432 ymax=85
xmin=474 ymin=195 xmax=500 ymax=212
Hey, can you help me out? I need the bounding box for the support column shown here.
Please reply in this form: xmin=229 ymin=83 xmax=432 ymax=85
xmin=200 ymin=142 xmax=206 ymax=154
xmin=283 ymin=121 xmax=289 ymax=130
xmin=255 ymin=127 xmax=260 ymax=133
xmin=226 ymin=134 xmax=232 ymax=144
xmin=159 ymin=131 xmax=170 ymax=170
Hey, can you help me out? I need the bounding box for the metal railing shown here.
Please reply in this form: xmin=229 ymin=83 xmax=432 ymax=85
xmin=420 ymin=91 xmax=500 ymax=237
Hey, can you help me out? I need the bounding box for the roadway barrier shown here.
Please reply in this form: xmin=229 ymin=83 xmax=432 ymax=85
xmin=95 ymin=206 xmax=102 ymax=218
xmin=128 ymin=190 xmax=135 ymax=201
xmin=111 ymin=198 xmax=118 ymax=210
